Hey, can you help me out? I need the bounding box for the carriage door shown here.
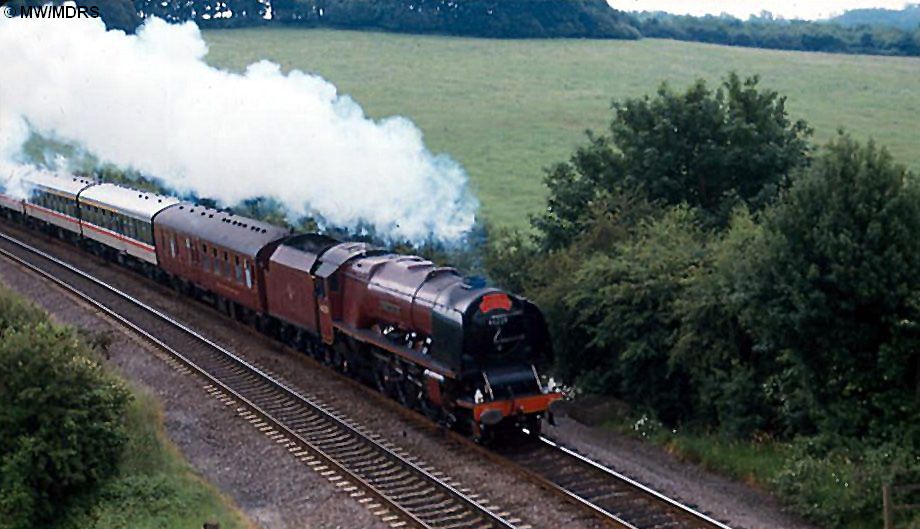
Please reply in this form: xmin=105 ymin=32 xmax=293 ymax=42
xmin=186 ymin=236 xmax=197 ymax=265
xmin=316 ymin=279 xmax=334 ymax=344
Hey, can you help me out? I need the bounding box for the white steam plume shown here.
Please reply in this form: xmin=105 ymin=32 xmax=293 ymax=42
xmin=0 ymin=14 xmax=477 ymax=243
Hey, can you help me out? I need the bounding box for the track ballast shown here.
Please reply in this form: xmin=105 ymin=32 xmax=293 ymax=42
xmin=0 ymin=228 xmax=521 ymax=529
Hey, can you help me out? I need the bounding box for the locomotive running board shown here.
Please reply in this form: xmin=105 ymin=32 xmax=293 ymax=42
xmin=334 ymin=323 xmax=457 ymax=379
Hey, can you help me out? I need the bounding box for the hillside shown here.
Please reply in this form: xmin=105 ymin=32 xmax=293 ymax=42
xmin=203 ymin=28 xmax=920 ymax=230
xmin=831 ymin=4 xmax=920 ymax=30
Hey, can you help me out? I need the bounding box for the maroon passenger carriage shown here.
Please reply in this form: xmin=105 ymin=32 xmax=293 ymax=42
xmin=154 ymin=203 xmax=289 ymax=321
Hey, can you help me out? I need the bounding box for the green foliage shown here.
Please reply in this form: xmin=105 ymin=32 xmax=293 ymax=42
xmin=484 ymin=64 xmax=920 ymax=524
xmin=107 ymin=0 xmax=920 ymax=56
xmin=637 ymin=11 xmax=920 ymax=57
xmin=0 ymin=295 xmax=131 ymax=529
xmin=772 ymin=437 xmax=920 ymax=529
xmin=610 ymin=74 xmax=811 ymax=216
xmin=561 ymin=206 xmax=706 ymax=421
xmin=533 ymin=73 xmax=811 ymax=249
xmin=134 ymin=0 xmax=640 ymax=38
xmin=52 ymin=390 xmax=253 ymax=529
xmin=670 ymin=209 xmax=775 ymax=436
xmin=0 ymin=287 xmax=250 ymax=529
xmin=744 ymin=134 xmax=920 ymax=439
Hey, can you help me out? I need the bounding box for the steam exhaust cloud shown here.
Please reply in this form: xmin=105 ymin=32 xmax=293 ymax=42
xmin=0 ymin=14 xmax=477 ymax=243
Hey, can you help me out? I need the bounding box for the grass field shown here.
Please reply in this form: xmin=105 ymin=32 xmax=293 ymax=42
xmin=203 ymin=29 xmax=920 ymax=230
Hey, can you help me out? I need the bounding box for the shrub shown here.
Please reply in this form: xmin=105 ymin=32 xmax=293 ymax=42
xmin=773 ymin=437 xmax=920 ymax=528
xmin=0 ymin=292 xmax=130 ymax=529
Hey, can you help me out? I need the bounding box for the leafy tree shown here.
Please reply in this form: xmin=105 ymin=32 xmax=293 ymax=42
xmin=672 ymin=209 xmax=771 ymax=435
xmin=87 ymin=0 xmax=142 ymax=32
xmin=0 ymin=309 xmax=130 ymax=529
xmin=636 ymin=11 xmax=920 ymax=57
xmin=559 ymin=206 xmax=706 ymax=421
xmin=744 ymin=134 xmax=920 ymax=439
xmin=534 ymin=74 xmax=811 ymax=250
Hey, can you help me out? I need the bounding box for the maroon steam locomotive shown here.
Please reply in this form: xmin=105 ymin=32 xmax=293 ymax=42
xmin=0 ymin=169 xmax=562 ymax=439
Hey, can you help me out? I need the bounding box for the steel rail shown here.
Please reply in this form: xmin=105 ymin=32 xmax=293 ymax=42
xmin=0 ymin=229 xmax=517 ymax=529
xmin=531 ymin=434 xmax=734 ymax=529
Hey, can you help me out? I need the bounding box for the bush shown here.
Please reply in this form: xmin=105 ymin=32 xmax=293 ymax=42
xmin=744 ymin=135 xmax=920 ymax=439
xmin=0 ymin=291 xmax=130 ymax=529
xmin=671 ymin=209 xmax=773 ymax=436
xmin=773 ymin=437 xmax=920 ymax=528
xmin=533 ymin=74 xmax=810 ymax=251
xmin=560 ymin=206 xmax=706 ymax=422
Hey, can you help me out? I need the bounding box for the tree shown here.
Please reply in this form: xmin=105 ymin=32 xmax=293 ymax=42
xmin=672 ymin=208 xmax=772 ymax=436
xmin=744 ymin=134 xmax=920 ymax=439
xmin=533 ymin=73 xmax=811 ymax=250
xmin=87 ymin=0 xmax=142 ymax=32
xmin=559 ymin=206 xmax=706 ymax=421
xmin=0 ymin=316 xmax=130 ymax=529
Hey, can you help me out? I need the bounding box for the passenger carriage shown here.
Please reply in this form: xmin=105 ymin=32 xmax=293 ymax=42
xmin=12 ymin=169 xmax=95 ymax=235
xmin=154 ymin=203 xmax=289 ymax=319
xmin=78 ymin=183 xmax=179 ymax=265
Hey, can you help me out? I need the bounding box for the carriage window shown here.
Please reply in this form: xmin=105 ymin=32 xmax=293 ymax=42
xmin=234 ymin=256 xmax=242 ymax=283
xmin=185 ymin=238 xmax=190 ymax=249
xmin=213 ymin=248 xmax=220 ymax=275
xmin=169 ymin=237 xmax=176 ymax=258
xmin=244 ymin=261 xmax=252 ymax=289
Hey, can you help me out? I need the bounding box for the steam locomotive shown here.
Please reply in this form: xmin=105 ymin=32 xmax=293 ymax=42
xmin=0 ymin=168 xmax=561 ymax=440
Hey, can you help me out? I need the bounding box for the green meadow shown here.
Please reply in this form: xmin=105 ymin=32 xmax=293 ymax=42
xmin=203 ymin=28 xmax=920 ymax=230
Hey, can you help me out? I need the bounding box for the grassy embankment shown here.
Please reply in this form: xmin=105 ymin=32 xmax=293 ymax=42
xmin=202 ymin=28 xmax=920 ymax=230
xmin=0 ymin=284 xmax=252 ymax=529
xmin=53 ymin=387 xmax=254 ymax=529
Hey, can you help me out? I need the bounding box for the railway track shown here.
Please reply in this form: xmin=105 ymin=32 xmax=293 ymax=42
xmin=0 ymin=223 xmax=737 ymax=529
xmin=494 ymin=435 xmax=733 ymax=529
xmin=0 ymin=229 xmax=520 ymax=529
